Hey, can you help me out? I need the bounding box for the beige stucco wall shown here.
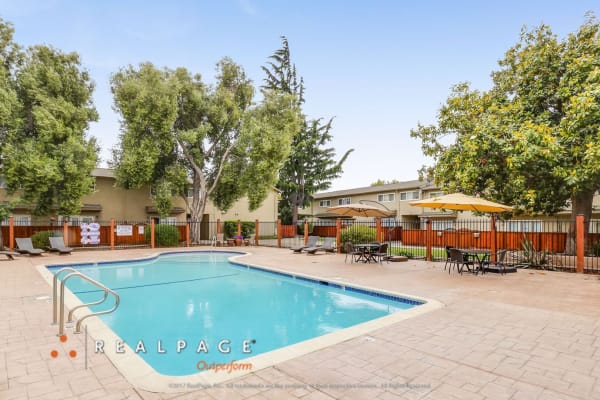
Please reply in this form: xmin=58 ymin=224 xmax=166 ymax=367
xmin=203 ymin=190 xmax=279 ymax=222
xmin=0 ymin=171 xmax=279 ymax=224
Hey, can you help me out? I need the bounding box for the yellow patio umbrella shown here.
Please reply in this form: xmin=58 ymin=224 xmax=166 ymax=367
xmin=409 ymin=193 xmax=512 ymax=213
xmin=327 ymin=203 xmax=395 ymax=218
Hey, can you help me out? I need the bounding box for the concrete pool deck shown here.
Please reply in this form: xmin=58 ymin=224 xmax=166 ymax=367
xmin=1 ymin=246 xmax=600 ymax=399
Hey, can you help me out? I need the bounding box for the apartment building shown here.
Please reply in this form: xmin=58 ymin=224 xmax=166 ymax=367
xmin=0 ymin=168 xmax=278 ymax=225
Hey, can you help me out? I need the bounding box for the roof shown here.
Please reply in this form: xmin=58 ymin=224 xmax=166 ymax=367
xmin=313 ymin=180 xmax=437 ymax=199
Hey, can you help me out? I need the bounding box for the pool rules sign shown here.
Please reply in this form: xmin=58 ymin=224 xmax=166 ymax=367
xmin=116 ymin=225 xmax=133 ymax=236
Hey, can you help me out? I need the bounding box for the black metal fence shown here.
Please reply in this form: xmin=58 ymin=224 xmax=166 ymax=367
xmin=3 ymin=216 xmax=600 ymax=273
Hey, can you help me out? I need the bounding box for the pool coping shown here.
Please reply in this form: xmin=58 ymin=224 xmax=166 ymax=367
xmin=36 ymin=249 xmax=444 ymax=393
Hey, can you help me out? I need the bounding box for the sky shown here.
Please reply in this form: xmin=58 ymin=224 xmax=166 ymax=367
xmin=1 ymin=0 xmax=599 ymax=191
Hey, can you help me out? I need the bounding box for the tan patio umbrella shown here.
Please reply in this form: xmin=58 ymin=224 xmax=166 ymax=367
xmin=327 ymin=203 xmax=395 ymax=218
xmin=409 ymin=193 xmax=512 ymax=213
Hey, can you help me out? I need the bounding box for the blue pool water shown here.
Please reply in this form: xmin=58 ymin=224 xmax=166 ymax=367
xmin=49 ymin=252 xmax=422 ymax=376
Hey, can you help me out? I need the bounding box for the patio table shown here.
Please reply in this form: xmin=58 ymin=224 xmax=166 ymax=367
xmin=459 ymin=249 xmax=491 ymax=275
xmin=355 ymin=244 xmax=380 ymax=263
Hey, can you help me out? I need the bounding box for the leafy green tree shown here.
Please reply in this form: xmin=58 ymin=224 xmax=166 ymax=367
xmin=0 ymin=18 xmax=98 ymax=218
xmin=411 ymin=16 xmax=600 ymax=253
xmin=262 ymin=36 xmax=353 ymax=226
xmin=111 ymin=59 xmax=301 ymax=242
xmin=370 ymin=179 xmax=401 ymax=186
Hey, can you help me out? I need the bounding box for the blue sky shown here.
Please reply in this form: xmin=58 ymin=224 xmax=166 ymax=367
xmin=1 ymin=0 xmax=598 ymax=191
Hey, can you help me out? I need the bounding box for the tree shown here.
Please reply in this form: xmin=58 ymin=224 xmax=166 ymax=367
xmin=111 ymin=59 xmax=301 ymax=243
xmin=262 ymin=36 xmax=353 ymax=226
xmin=410 ymin=15 xmax=600 ymax=253
xmin=0 ymin=18 xmax=98 ymax=219
xmin=370 ymin=179 xmax=400 ymax=186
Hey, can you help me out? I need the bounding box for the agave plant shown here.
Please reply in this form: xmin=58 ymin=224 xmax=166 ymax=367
xmin=519 ymin=235 xmax=553 ymax=269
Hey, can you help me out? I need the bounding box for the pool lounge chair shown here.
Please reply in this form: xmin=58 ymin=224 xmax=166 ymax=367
xmin=47 ymin=237 xmax=73 ymax=255
xmin=305 ymin=237 xmax=336 ymax=255
xmin=291 ymin=236 xmax=319 ymax=253
xmin=15 ymin=238 xmax=45 ymax=256
xmin=0 ymin=250 xmax=20 ymax=260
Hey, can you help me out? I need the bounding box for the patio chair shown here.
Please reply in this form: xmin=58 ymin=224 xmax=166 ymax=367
xmin=481 ymin=249 xmax=511 ymax=274
xmin=344 ymin=242 xmax=362 ymax=263
xmin=47 ymin=237 xmax=73 ymax=255
xmin=15 ymin=238 xmax=45 ymax=256
xmin=448 ymin=248 xmax=474 ymax=275
xmin=305 ymin=237 xmax=336 ymax=255
xmin=373 ymin=243 xmax=389 ymax=263
xmin=291 ymin=235 xmax=319 ymax=253
xmin=444 ymin=246 xmax=454 ymax=272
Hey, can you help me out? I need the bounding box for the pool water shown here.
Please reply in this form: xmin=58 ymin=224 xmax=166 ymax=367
xmin=50 ymin=252 xmax=421 ymax=376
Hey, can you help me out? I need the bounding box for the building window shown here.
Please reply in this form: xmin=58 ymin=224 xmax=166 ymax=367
xmin=58 ymin=216 xmax=96 ymax=226
xmin=432 ymin=220 xmax=455 ymax=231
xmin=400 ymin=191 xmax=420 ymax=201
xmin=159 ymin=217 xmax=177 ymax=224
xmin=0 ymin=176 xmax=7 ymax=189
xmin=377 ymin=193 xmax=395 ymax=202
xmin=187 ymin=188 xmax=194 ymax=198
xmin=338 ymin=197 xmax=351 ymax=205
xmin=381 ymin=217 xmax=396 ymax=227
xmin=504 ymin=220 xmax=542 ymax=232
xmin=3 ymin=215 xmax=31 ymax=226
xmin=319 ymin=200 xmax=331 ymax=207
xmin=429 ymin=191 xmax=444 ymax=198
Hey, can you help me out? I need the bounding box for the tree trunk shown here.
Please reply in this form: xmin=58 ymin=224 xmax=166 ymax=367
xmin=565 ymin=190 xmax=594 ymax=255
xmin=189 ymin=175 xmax=208 ymax=244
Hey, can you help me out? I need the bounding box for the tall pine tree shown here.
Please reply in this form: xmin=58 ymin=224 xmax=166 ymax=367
xmin=262 ymin=36 xmax=353 ymax=226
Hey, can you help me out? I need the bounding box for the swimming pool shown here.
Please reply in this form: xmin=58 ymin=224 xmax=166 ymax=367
xmin=43 ymin=250 xmax=441 ymax=389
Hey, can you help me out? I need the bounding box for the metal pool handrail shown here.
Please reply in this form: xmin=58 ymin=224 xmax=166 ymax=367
xmin=52 ymin=267 xmax=120 ymax=335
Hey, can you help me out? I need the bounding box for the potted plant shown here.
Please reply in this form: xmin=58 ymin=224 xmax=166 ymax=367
xmin=233 ymin=235 xmax=244 ymax=246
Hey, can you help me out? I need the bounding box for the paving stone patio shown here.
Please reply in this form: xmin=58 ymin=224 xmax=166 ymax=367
xmin=1 ymin=246 xmax=599 ymax=399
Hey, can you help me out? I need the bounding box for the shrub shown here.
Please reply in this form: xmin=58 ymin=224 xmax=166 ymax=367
xmin=340 ymin=225 xmax=376 ymax=246
xmin=224 ymin=221 xmax=255 ymax=238
xmin=31 ymin=231 xmax=56 ymax=249
xmin=145 ymin=224 xmax=179 ymax=247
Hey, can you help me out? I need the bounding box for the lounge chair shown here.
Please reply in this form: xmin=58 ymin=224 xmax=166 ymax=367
xmin=305 ymin=237 xmax=336 ymax=255
xmin=291 ymin=236 xmax=319 ymax=253
xmin=0 ymin=250 xmax=20 ymax=260
xmin=47 ymin=237 xmax=73 ymax=255
xmin=15 ymin=238 xmax=45 ymax=256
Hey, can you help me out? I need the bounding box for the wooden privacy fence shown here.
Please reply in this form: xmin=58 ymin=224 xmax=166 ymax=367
xmin=0 ymin=215 xmax=594 ymax=273
xmin=400 ymin=229 xmax=570 ymax=253
xmin=280 ymin=225 xmax=296 ymax=238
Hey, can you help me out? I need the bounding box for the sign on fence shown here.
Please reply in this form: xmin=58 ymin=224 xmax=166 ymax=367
xmin=80 ymin=223 xmax=101 ymax=245
xmin=116 ymin=225 xmax=133 ymax=236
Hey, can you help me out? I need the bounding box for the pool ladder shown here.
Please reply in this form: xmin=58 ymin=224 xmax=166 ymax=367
xmin=52 ymin=267 xmax=120 ymax=336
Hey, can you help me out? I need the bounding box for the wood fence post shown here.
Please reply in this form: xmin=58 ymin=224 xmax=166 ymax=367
xmin=277 ymin=219 xmax=282 ymax=248
xmin=186 ymin=223 xmax=190 ymax=247
xmin=336 ymin=218 xmax=342 ymax=254
xmin=63 ymin=220 xmax=69 ymax=246
xmin=8 ymin=216 xmax=14 ymax=250
xmin=425 ymin=218 xmax=432 ymax=261
xmin=237 ymin=219 xmax=242 ymax=236
xmin=151 ymin=219 xmax=155 ymax=249
xmin=304 ymin=220 xmax=309 ymax=244
xmin=255 ymin=219 xmax=259 ymax=246
xmin=490 ymin=215 xmax=497 ymax=262
xmin=110 ymin=218 xmax=115 ymax=250
xmin=576 ymin=214 xmax=584 ymax=273
xmin=376 ymin=217 xmax=382 ymax=242
xmin=217 ymin=219 xmax=221 ymax=234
